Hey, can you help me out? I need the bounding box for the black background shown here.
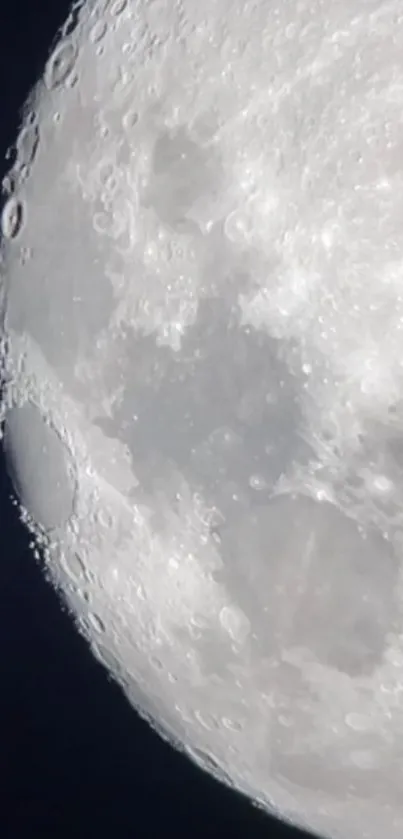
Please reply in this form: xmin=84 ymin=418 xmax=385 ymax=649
xmin=0 ymin=3 xmax=316 ymax=838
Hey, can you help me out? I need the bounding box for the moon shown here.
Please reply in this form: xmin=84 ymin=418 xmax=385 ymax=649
xmin=2 ymin=0 xmax=403 ymax=836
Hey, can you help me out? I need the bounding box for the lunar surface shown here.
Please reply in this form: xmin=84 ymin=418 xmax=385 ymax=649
xmin=2 ymin=0 xmax=403 ymax=836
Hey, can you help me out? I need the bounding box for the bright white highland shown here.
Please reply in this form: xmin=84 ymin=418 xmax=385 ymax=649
xmin=2 ymin=0 xmax=403 ymax=836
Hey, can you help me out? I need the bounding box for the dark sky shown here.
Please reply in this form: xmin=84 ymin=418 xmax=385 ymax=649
xmin=0 ymin=3 xmax=316 ymax=838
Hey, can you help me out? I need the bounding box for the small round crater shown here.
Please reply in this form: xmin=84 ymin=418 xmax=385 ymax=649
xmin=194 ymin=709 xmax=217 ymax=730
xmin=345 ymin=712 xmax=374 ymax=732
xmin=224 ymin=209 xmax=251 ymax=244
xmin=90 ymin=19 xmax=108 ymax=43
xmin=221 ymin=716 xmax=243 ymax=732
xmin=368 ymin=474 xmax=393 ymax=496
xmin=93 ymin=211 xmax=112 ymax=235
xmin=16 ymin=120 xmax=39 ymax=172
xmin=45 ymin=39 xmax=77 ymax=89
xmin=111 ymin=0 xmax=127 ymax=15
xmin=95 ymin=507 xmax=114 ymax=529
xmin=249 ymin=474 xmax=268 ymax=491
xmin=61 ymin=550 xmax=87 ymax=584
xmin=1 ymin=197 xmax=24 ymax=240
xmin=88 ymin=612 xmax=106 ymax=633
xmin=219 ymin=604 xmax=250 ymax=643
xmin=96 ymin=160 xmax=118 ymax=188
xmin=122 ymin=109 xmax=139 ymax=131
xmin=209 ymin=426 xmax=241 ymax=450
xmin=66 ymin=72 xmax=79 ymax=90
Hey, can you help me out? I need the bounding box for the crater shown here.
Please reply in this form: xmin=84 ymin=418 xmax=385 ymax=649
xmin=142 ymin=127 xmax=222 ymax=229
xmin=2 ymin=400 xmax=76 ymax=531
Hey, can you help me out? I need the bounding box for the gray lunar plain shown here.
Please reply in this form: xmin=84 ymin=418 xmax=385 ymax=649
xmin=2 ymin=1 xmax=403 ymax=837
